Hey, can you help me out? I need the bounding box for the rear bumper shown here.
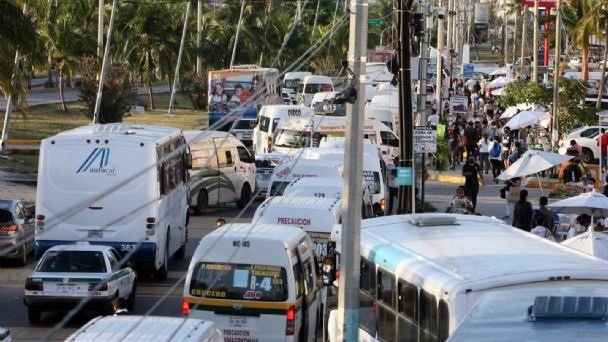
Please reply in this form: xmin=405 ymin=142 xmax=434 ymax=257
xmin=24 ymin=294 xmax=116 ymax=312
xmin=35 ymin=239 xmax=156 ymax=264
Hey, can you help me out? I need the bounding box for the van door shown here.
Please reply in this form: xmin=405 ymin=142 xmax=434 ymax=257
xmin=295 ymin=240 xmax=320 ymax=341
xmin=214 ymin=139 xmax=238 ymax=203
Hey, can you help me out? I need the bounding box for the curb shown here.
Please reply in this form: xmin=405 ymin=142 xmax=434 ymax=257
xmin=428 ymin=172 xmax=465 ymax=185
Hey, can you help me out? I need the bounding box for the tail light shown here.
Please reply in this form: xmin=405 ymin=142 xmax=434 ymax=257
xmin=267 ymin=137 xmax=273 ymax=152
xmin=0 ymin=224 xmax=18 ymax=232
xmin=146 ymin=217 xmax=156 ymax=234
xmin=336 ymin=269 xmax=341 ymax=280
xmin=89 ymin=282 xmax=108 ymax=291
xmin=285 ymin=305 xmax=296 ymax=335
xmin=25 ymin=278 xmax=43 ymax=291
xmin=36 ymin=215 xmax=45 ymax=229
xmin=182 ymin=299 xmax=190 ymax=315
xmin=380 ymin=198 xmax=386 ymax=210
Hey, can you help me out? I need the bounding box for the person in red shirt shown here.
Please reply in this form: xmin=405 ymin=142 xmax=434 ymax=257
xmin=597 ymin=128 xmax=608 ymax=171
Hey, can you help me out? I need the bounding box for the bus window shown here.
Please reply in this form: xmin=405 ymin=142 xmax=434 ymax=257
xmin=397 ymin=280 xmax=418 ymax=342
xmin=438 ymin=299 xmax=449 ymax=341
xmin=360 ymin=258 xmax=375 ymax=296
xmin=360 ymin=293 xmax=377 ymax=336
xmin=377 ymin=269 xmax=395 ymax=307
xmin=420 ymin=289 xmax=438 ymax=341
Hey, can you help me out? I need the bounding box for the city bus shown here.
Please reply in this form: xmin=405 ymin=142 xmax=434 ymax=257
xmin=35 ymin=124 xmax=191 ymax=280
xmin=207 ymin=66 xmax=280 ymax=128
xmin=328 ymin=213 xmax=608 ymax=341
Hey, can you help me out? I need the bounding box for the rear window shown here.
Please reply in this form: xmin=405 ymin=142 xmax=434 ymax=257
xmin=189 ymin=263 xmax=288 ymax=302
xmin=37 ymin=250 xmax=107 ymax=273
xmin=0 ymin=209 xmax=14 ymax=225
xmin=274 ymin=129 xmax=311 ymax=148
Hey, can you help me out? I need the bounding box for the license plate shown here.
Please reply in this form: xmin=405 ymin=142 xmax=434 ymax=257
xmin=88 ymin=230 xmax=103 ymax=238
xmin=243 ymin=134 xmax=252 ymax=139
xmin=229 ymin=316 xmax=248 ymax=328
xmin=56 ymin=284 xmax=75 ymax=294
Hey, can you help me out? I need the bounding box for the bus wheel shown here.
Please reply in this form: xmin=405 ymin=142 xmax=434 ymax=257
xmin=236 ymin=184 xmax=251 ymax=209
xmin=195 ymin=191 xmax=208 ymax=215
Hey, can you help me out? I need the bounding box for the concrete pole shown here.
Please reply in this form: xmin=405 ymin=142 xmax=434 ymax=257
xmin=337 ymin=0 xmax=366 ymax=340
xmin=520 ymin=6 xmax=528 ymax=76
xmin=0 ymin=0 xmax=28 ymax=154
xmin=168 ymin=1 xmax=191 ymax=116
xmin=532 ymin=0 xmax=539 ymax=82
xmin=417 ymin=6 xmax=429 ymax=126
xmin=552 ymin=0 xmax=562 ymax=149
xmin=196 ymin=0 xmax=202 ymax=76
xmin=98 ymin=0 xmax=104 ymax=58
xmin=92 ymin=0 xmax=117 ymax=124
xmin=446 ymin=0 xmax=453 ymax=51
xmin=436 ymin=11 xmax=445 ymax=117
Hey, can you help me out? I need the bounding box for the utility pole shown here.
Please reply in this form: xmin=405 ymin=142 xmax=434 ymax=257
xmin=520 ymin=5 xmax=528 ymax=76
xmin=532 ymin=0 xmax=539 ymax=82
xmin=552 ymin=0 xmax=562 ymax=149
xmin=398 ymin=0 xmax=415 ymax=214
xmin=92 ymin=0 xmax=117 ymax=124
xmin=197 ymin=0 xmax=202 ymax=76
xmin=337 ymin=0 xmax=366 ymax=340
xmin=98 ymin=0 xmax=104 ymax=58
xmin=0 ymin=0 xmax=28 ymax=155
xmin=168 ymin=1 xmax=191 ymax=117
xmin=417 ymin=6 xmax=429 ymax=126
xmin=435 ymin=4 xmax=445 ymax=118
xmin=446 ymin=0 xmax=453 ymax=53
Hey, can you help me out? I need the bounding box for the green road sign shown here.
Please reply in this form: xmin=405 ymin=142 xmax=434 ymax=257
xmin=368 ymin=19 xmax=385 ymax=26
xmin=397 ymin=167 xmax=413 ymax=186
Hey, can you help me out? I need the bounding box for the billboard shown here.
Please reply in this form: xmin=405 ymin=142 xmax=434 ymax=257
xmin=474 ymin=4 xmax=489 ymax=24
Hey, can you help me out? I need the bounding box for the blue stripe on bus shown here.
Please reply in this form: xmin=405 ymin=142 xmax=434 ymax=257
xmin=35 ymin=240 xmax=157 ymax=264
xmin=368 ymin=244 xmax=415 ymax=273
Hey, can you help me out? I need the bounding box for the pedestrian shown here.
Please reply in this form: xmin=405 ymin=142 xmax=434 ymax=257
xmin=478 ymin=132 xmax=491 ymax=175
xmin=512 ymin=189 xmax=533 ymax=231
xmin=489 ymin=137 xmax=503 ymax=182
xmin=560 ymin=157 xmax=582 ymax=184
xmin=445 ymin=185 xmax=474 ymax=214
xmin=113 ymin=297 xmax=128 ymax=316
xmin=386 ymin=156 xmax=399 ymax=215
xmin=462 ymin=156 xmax=484 ymax=213
xmin=569 ymin=139 xmax=583 ymax=159
xmin=597 ymin=128 xmax=608 ymax=173
xmin=464 ymin=121 xmax=478 ymax=160
xmin=449 ymin=124 xmax=462 ymax=170
xmin=530 ymin=216 xmax=555 ymax=241
xmin=216 ymin=218 xmax=226 ymax=229
xmin=532 ymin=196 xmax=555 ymax=231
xmin=503 ymin=177 xmax=521 ymax=220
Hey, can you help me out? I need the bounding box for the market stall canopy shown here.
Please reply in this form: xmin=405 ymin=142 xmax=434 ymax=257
xmin=561 ymin=230 xmax=608 ymax=260
xmin=548 ymin=191 xmax=608 ymax=218
xmin=497 ymin=150 xmax=572 ymax=181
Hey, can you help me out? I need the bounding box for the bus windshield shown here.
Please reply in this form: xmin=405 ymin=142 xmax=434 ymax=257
xmin=189 ymin=262 xmax=288 ymax=302
xmin=274 ymin=129 xmax=312 ymax=148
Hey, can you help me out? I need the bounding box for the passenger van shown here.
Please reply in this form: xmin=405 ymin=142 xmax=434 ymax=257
xmin=252 ymin=105 xmax=314 ymax=155
xmin=310 ymin=91 xmax=345 ymax=116
xmin=183 ymin=223 xmax=321 ymax=342
xmin=184 ymin=131 xmax=256 ymax=214
xmin=66 ymin=315 xmax=223 ymax=341
xmin=297 ymin=75 xmax=334 ymax=106
xmin=272 ymin=116 xmax=399 ymax=165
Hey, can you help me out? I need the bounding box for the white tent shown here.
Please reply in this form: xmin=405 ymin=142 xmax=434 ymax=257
xmin=562 ymin=230 xmax=608 ymax=260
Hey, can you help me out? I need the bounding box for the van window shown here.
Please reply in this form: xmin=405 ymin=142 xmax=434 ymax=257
xmin=293 ymin=263 xmax=305 ymax=299
xmin=237 ymin=146 xmax=253 ymax=163
xmin=270 ymin=181 xmax=290 ymax=196
xmin=190 ymin=141 xmax=219 ymax=170
xmin=218 ymin=148 xmax=233 ymax=167
xmin=258 ymin=116 xmax=271 ymax=133
xmin=274 ymin=129 xmax=311 ymax=148
xmin=364 ymin=133 xmax=378 ymax=145
xmin=189 ymin=262 xmax=289 ymax=302
xmin=381 ymin=131 xmax=399 ymax=147
xmin=271 ymin=118 xmax=280 ymax=133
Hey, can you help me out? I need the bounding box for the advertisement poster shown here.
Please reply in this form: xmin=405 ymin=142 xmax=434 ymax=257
xmin=450 ymin=95 xmax=469 ymax=114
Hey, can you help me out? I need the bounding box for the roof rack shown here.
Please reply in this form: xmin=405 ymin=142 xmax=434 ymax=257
xmin=528 ymin=296 xmax=608 ymax=321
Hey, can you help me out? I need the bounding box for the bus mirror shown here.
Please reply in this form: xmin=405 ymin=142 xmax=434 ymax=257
xmin=322 ymin=256 xmax=336 ymax=286
xmin=185 ymin=153 xmax=193 ymax=169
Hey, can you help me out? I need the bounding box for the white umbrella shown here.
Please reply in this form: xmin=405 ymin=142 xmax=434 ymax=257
xmin=487 ymin=76 xmax=515 ymax=89
xmin=492 ymin=87 xmax=505 ymax=96
xmin=490 ymin=67 xmax=507 ymax=76
xmin=548 ymin=191 xmax=608 ymax=219
xmin=497 ymin=150 xmax=573 ymax=194
xmin=561 ymin=230 xmax=608 ymax=260
xmin=504 ymin=111 xmax=543 ymax=130
xmin=500 ymin=106 xmax=529 ymax=119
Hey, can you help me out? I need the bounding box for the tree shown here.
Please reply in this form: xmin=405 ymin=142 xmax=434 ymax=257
xmin=563 ymin=0 xmax=598 ymax=81
xmin=557 ymin=77 xmax=600 ymax=134
xmin=496 ymin=79 xmax=552 ymax=108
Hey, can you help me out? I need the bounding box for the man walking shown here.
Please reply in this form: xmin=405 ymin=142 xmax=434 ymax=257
xmin=462 ymin=156 xmax=484 ymax=213
xmin=387 ymin=156 xmax=399 ymax=215
xmin=533 ymin=196 xmax=555 ymax=231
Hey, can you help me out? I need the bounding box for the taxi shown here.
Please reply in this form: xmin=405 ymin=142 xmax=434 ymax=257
xmin=23 ymin=242 xmax=137 ymax=323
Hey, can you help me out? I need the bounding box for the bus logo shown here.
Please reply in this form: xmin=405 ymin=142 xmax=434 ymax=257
xmin=77 ymin=148 xmax=116 ymax=175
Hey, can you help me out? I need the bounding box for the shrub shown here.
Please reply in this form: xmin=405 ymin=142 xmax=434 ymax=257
xmin=180 ymin=72 xmax=207 ymax=110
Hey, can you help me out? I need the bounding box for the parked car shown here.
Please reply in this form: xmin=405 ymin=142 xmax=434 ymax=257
xmin=23 ymin=242 xmax=137 ymax=323
xmin=0 ymin=200 xmax=34 ymax=266
xmin=229 ymin=118 xmax=256 ymax=150
xmin=558 ymin=126 xmax=602 ymax=163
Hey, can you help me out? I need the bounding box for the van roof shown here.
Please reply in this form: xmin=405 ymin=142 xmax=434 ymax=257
xmin=287 ymin=176 xmax=343 ymax=188
xmin=258 ymin=195 xmax=341 ymax=212
xmin=183 ymin=130 xmax=236 ymax=143
xmin=66 ymin=315 xmax=218 ymax=341
xmin=278 ymin=116 xmax=392 ymax=132
xmin=208 ymin=223 xmax=307 ymax=245
xmin=302 ymin=75 xmax=333 ymax=83
xmin=49 ymin=124 xmax=182 ymax=144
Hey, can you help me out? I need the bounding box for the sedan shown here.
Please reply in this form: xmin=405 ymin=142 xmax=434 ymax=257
xmin=0 ymin=199 xmax=35 ymax=266
xmin=23 ymin=243 xmax=137 ymax=323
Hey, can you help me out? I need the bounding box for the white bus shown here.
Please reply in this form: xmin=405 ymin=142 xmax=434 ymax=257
xmin=35 ymin=124 xmax=191 ymax=280
xmin=328 ymin=213 xmax=608 ymax=341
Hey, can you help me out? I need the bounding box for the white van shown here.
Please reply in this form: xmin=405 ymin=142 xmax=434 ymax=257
xmin=365 ymin=105 xmax=398 ymax=132
xmin=66 ymin=315 xmax=223 ymax=341
xmin=184 ymin=131 xmax=256 ymax=214
xmin=297 ymin=75 xmax=334 ymax=106
xmin=283 ymin=71 xmax=313 ymax=104
xmin=310 ymin=91 xmax=345 ymax=116
xmin=272 ymin=116 xmax=400 ymax=165
xmin=266 ymin=158 xmax=343 ymax=196
xmin=252 ymin=105 xmax=314 ymax=155
xmin=254 ymin=152 xmax=291 ymax=195
xmin=183 ymin=223 xmax=321 ymax=342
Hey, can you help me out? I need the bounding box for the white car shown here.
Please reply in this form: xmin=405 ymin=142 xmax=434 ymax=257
xmin=23 ymin=243 xmax=137 ymax=323
xmin=558 ymin=126 xmax=601 ymax=163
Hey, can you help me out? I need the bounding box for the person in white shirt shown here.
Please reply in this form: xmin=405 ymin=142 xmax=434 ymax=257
xmin=530 ymin=216 xmax=555 ymax=241
xmin=427 ymin=110 xmax=440 ymax=128
xmin=478 ymin=133 xmax=491 ymax=174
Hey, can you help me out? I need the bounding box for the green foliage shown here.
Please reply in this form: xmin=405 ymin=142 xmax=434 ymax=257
xmin=180 ymin=72 xmax=208 ymax=110
xmin=78 ymin=57 xmax=136 ymax=124
xmin=557 ymin=77 xmax=600 ymax=134
xmin=496 ymin=79 xmax=552 ymax=107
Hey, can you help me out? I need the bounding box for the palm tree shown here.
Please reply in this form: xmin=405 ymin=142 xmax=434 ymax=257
xmin=503 ymin=0 xmax=523 ymax=65
xmin=563 ymin=0 xmax=599 ymax=81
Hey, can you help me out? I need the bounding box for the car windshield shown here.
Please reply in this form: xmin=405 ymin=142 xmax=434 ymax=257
xmin=189 ymin=262 xmax=288 ymax=302
xmin=37 ymin=250 xmax=107 ymax=273
xmin=0 ymin=209 xmax=14 ymax=225
xmin=274 ymin=129 xmax=311 ymax=148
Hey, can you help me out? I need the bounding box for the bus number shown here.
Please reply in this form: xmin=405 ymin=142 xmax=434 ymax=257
xmin=314 ymin=242 xmax=328 ymax=256
xmin=287 ymin=109 xmax=301 ymax=117
xmin=120 ymin=244 xmax=136 ymax=252
xmin=314 ymin=192 xmax=325 ymax=198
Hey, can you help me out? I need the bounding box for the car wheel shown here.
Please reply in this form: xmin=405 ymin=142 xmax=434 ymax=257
xmin=17 ymin=244 xmax=27 ymax=267
xmin=582 ymin=148 xmax=594 ymax=164
xmin=127 ymin=282 xmax=137 ymax=311
xmin=28 ymin=308 xmax=41 ymax=323
xmin=236 ymin=183 xmax=251 ymax=209
xmin=194 ymin=191 xmax=208 ymax=215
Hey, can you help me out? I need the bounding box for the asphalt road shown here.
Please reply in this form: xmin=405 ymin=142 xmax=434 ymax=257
xmin=0 ymin=181 xmax=541 ymax=340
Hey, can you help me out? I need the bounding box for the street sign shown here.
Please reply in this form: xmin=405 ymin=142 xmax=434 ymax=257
xmin=462 ymin=63 xmax=474 ymax=79
xmin=396 ymin=167 xmax=413 ymax=186
xmin=368 ymin=18 xmax=385 ymax=26
xmin=414 ymin=126 xmax=437 ymax=153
